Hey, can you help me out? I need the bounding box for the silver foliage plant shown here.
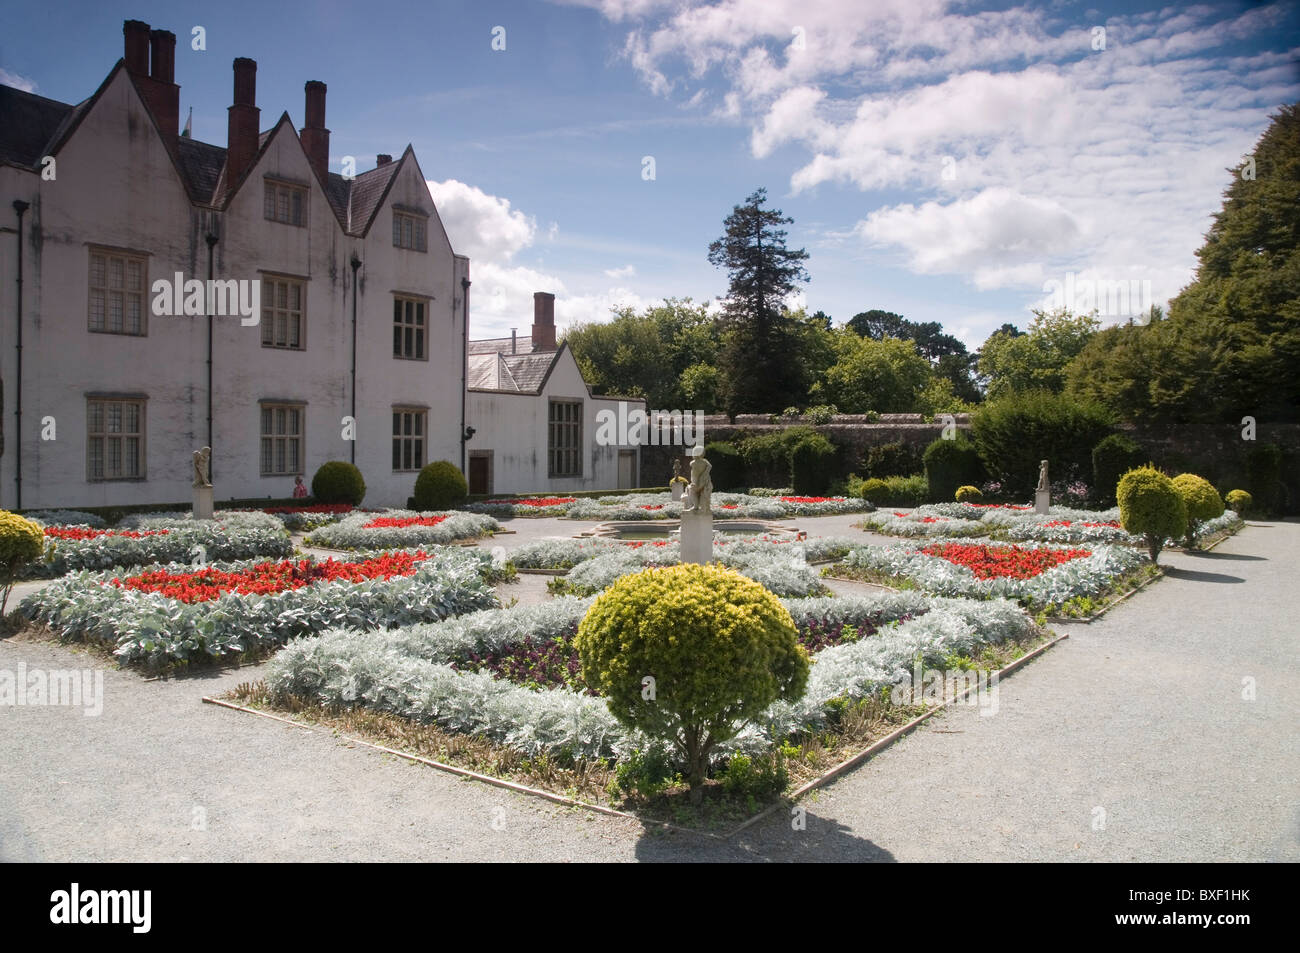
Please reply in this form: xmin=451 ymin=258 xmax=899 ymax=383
xmin=21 ymin=510 xmax=110 ymax=529
xmin=304 ymin=510 xmax=500 ymax=550
xmin=18 ymin=547 xmax=497 ymax=666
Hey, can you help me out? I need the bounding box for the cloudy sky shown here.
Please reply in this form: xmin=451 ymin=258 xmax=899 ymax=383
xmin=3 ymin=0 xmax=1297 ymax=344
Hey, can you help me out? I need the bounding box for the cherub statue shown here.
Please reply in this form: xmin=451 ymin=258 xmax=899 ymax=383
xmin=1036 ymin=459 xmax=1049 ymax=493
xmin=193 ymin=447 xmax=212 ymax=488
xmin=682 ymin=447 xmax=712 ymax=513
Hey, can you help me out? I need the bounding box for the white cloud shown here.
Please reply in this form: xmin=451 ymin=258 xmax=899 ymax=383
xmin=0 ymin=67 xmax=37 ymax=92
xmin=426 ymin=179 xmax=536 ymax=262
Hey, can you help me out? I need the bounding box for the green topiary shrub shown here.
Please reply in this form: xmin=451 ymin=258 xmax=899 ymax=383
xmin=1171 ymin=473 xmax=1224 ymax=548
xmin=882 ymin=474 xmax=928 ymax=506
xmin=861 ymin=477 xmax=891 ymax=505
xmin=1245 ymin=442 xmax=1285 ymax=515
xmin=413 ymin=460 xmax=468 ymax=511
xmin=955 ymin=485 xmax=982 ymax=502
xmin=311 ymin=461 xmax=366 ymax=506
xmin=574 ymin=563 xmax=809 ymax=804
xmin=790 ymin=431 xmax=836 ymax=495
xmin=0 ymin=510 xmax=45 ymax=613
xmin=1225 ymin=489 xmax=1252 ymax=515
xmin=971 ymin=390 xmax=1114 ymax=497
xmin=1117 ymin=465 xmax=1187 ymax=563
xmin=704 ymin=441 xmax=745 ymax=491
xmin=1092 ymin=433 xmax=1144 ymax=507
xmin=923 ymin=436 xmax=985 ymax=503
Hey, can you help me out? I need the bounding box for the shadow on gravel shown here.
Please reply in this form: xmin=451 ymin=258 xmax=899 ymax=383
xmin=1183 ymin=551 xmax=1267 ymax=561
xmin=1161 ymin=567 xmax=1245 ymax=584
xmin=631 ymin=811 xmax=898 ymax=863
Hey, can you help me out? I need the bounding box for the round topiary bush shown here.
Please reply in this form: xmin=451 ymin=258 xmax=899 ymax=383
xmin=1225 ymin=489 xmax=1252 ymax=515
xmin=0 ymin=510 xmax=46 ymax=612
xmin=955 ymin=485 xmax=983 ymax=502
xmin=575 ymin=563 xmax=809 ymax=804
xmin=861 ymin=477 xmax=891 ymax=505
xmin=1171 ymin=473 xmax=1224 ymax=547
xmin=311 ymin=461 xmax=366 ymax=506
xmin=1117 ymin=465 xmax=1186 ymax=563
xmin=1092 ymin=433 xmax=1143 ymax=506
xmin=413 ymin=460 xmax=468 ymax=511
xmin=923 ymin=436 xmax=984 ymax=503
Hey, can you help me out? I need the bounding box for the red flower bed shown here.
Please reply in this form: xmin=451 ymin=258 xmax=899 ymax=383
xmin=640 ymin=505 xmax=664 ymax=511
xmin=780 ymin=496 xmax=842 ymax=503
xmin=43 ymin=527 xmax=170 ymax=541
xmin=362 ymin=515 xmax=450 ymax=529
xmin=920 ymin=542 xmax=1092 ymax=580
xmin=721 ymin=504 xmax=739 ymax=509
xmin=622 ymin=540 xmax=671 ymax=549
xmin=968 ymin=503 xmax=1032 ymax=510
xmin=111 ymin=551 xmax=430 ymax=603
xmin=482 ymin=497 xmax=575 ymax=507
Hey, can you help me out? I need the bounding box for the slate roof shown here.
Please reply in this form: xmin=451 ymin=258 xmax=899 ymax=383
xmin=0 ymin=71 xmax=411 ymax=237
xmin=468 ymin=335 xmax=539 ymax=357
xmin=467 ymin=350 xmax=559 ymax=394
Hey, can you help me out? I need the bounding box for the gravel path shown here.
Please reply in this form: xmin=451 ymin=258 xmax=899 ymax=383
xmin=2 ymin=517 xmax=1294 ymax=862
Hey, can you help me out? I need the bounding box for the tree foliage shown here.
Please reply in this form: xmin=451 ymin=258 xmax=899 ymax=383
xmin=979 ymin=307 xmax=1101 ymax=400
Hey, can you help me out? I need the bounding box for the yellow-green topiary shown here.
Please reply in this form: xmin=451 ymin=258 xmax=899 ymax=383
xmin=861 ymin=477 xmax=891 ymax=505
xmin=0 ymin=510 xmax=46 ymax=613
xmin=1225 ymin=489 xmax=1252 ymax=515
xmin=1171 ymin=473 xmax=1225 ymax=548
xmin=574 ymin=563 xmax=809 ymax=804
xmin=955 ymin=485 xmax=983 ymax=502
xmin=1117 ymin=465 xmax=1186 ymax=563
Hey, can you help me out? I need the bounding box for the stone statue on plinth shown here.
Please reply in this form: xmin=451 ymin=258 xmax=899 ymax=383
xmin=1034 ymin=459 xmax=1050 ymax=515
xmin=670 ymin=457 xmax=688 ymax=501
xmin=679 ymin=446 xmax=713 ymax=564
xmin=192 ymin=446 xmax=214 ymax=519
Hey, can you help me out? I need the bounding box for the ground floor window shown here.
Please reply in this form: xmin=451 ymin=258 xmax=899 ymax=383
xmin=393 ymin=408 xmax=427 ymax=471
xmin=260 ymin=404 xmax=304 ymax=476
xmin=549 ymin=399 xmax=582 ymax=478
xmin=87 ymin=398 xmax=145 ymax=480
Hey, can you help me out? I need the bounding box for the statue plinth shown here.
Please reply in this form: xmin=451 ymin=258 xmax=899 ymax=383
xmin=670 ymin=482 xmax=684 ymax=502
xmin=1034 ymin=489 xmax=1050 ymax=515
xmin=193 ymin=484 xmax=214 ymax=520
xmin=679 ymin=509 xmax=712 ymax=565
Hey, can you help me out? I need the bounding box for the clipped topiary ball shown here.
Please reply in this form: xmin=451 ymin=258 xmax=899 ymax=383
xmin=413 ymin=460 xmax=469 ymax=511
xmin=1225 ymin=489 xmax=1252 ymax=514
xmin=955 ymin=485 xmax=983 ymax=502
xmin=0 ymin=510 xmax=46 ymax=612
xmin=575 ymin=563 xmax=809 ymax=804
xmin=311 ymin=461 xmax=366 ymax=506
xmin=861 ymin=477 xmax=891 ymax=505
xmin=1171 ymin=473 xmax=1225 ymax=547
xmin=1117 ymin=465 xmax=1186 ymax=563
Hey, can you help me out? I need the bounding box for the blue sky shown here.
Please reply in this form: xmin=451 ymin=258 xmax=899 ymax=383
xmin=3 ymin=0 xmax=1297 ymax=344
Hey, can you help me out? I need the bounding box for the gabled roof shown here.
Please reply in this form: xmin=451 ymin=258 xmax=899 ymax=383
xmin=468 ymin=350 xmax=558 ymax=393
xmin=0 ymin=85 xmax=77 ymax=166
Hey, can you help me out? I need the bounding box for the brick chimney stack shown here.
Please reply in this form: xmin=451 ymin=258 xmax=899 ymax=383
xmin=122 ymin=21 xmax=179 ymax=140
xmin=300 ymin=81 xmax=330 ymax=183
xmin=226 ymin=58 xmax=260 ymax=188
xmin=532 ymin=292 xmax=556 ymax=351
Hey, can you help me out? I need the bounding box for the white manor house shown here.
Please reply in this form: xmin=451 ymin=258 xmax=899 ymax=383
xmin=0 ymin=19 xmax=643 ymax=509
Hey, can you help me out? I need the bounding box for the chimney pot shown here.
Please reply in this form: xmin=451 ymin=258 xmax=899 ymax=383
xmin=301 ymin=81 xmax=330 ymax=182
xmin=227 ymin=58 xmax=261 ymax=189
xmin=511 ymin=328 xmax=517 ymax=354
xmin=123 ymin=20 xmax=150 ymax=76
xmin=377 ymin=154 xmax=392 ymax=166
xmin=149 ymin=30 xmax=176 ymax=84
xmin=532 ymin=292 xmax=556 ymax=351
xmin=304 ymin=80 xmax=326 ymax=128
xmin=233 ymin=57 xmax=257 ymax=106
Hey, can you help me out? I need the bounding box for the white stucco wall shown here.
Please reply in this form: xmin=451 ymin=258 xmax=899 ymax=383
xmin=466 ymin=348 xmax=643 ymax=495
xmin=0 ymin=68 xmax=465 ymax=510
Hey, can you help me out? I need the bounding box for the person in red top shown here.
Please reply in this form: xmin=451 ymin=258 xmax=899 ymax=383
xmin=292 ymin=475 xmax=308 ymax=499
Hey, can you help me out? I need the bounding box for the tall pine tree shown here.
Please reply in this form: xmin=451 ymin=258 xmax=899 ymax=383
xmin=708 ymin=189 xmax=811 ymax=415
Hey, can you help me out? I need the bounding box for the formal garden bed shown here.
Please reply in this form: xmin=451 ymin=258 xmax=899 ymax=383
xmin=304 ymin=510 xmax=501 ymax=550
xmin=218 ymin=582 xmax=1047 ymax=827
xmin=16 ymin=547 xmax=502 ymax=671
xmin=24 ymin=511 xmax=293 ymax=577
xmin=464 ymin=492 xmax=870 ymax=521
xmin=831 ymin=539 xmax=1157 ymax=617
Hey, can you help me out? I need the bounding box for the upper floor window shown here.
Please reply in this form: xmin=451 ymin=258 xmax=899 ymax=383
xmin=265 ymin=180 xmax=306 ymax=226
xmin=87 ymin=398 xmax=145 ymax=481
xmin=393 ymin=296 xmax=427 ymax=360
xmin=262 ymin=277 xmax=305 ymax=350
xmin=393 ymin=210 xmax=427 ymax=252
xmin=89 ymin=249 xmax=147 ymax=336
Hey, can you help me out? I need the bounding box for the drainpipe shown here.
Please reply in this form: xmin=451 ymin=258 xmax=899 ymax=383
xmin=205 ymin=229 xmax=218 ymax=478
xmin=12 ymin=199 xmax=28 ymax=509
xmin=350 ymin=252 xmax=360 ymax=466
xmin=460 ymin=275 xmax=470 ymax=474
